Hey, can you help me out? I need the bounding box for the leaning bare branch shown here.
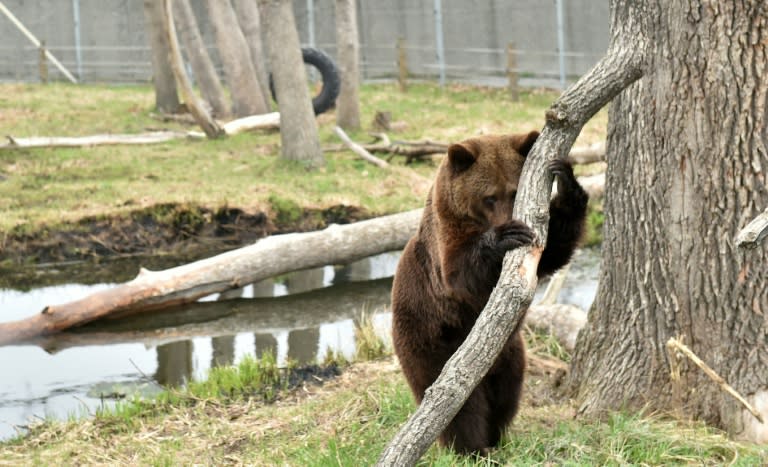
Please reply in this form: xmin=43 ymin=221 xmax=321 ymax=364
xmin=736 ymin=207 xmax=768 ymax=249
xmin=377 ymin=41 xmax=645 ymax=465
xmin=333 ymin=126 xmax=389 ymax=168
xmin=163 ymin=0 xmax=224 ymax=138
xmin=666 ymin=337 xmax=765 ymax=424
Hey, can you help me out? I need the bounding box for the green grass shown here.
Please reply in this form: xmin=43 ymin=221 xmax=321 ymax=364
xmin=3 ymin=358 xmax=765 ymax=466
xmin=2 ymin=320 xmax=765 ymax=465
xmin=0 ymin=82 xmax=607 ymax=235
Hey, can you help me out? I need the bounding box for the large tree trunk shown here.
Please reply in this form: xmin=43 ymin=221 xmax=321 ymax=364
xmin=207 ymin=0 xmax=269 ymax=117
xmin=259 ymin=0 xmax=324 ymax=168
xmin=142 ymin=0 xmax=180 ymax=113
xmin=174 ymin=0 xmax=230 ymax=117
xmin=232 ymin=0 xmax=272 ymax=110
xmin=334 ymin=0 xmax=361 ymax=130
xmin=568 ymin=0 xmax=768 ymax=443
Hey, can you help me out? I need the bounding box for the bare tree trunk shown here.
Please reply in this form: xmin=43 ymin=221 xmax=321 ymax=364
xmin=232 ymin=0 xmax=272 ymax=110
xmin=568 ymin=0 xmax=768 ymax=444
xmin=259 ymin=0 xmax=324 ymax=168
xmin=142 ymin=0 xmax=180 ymax=113
xmin=207 ymin=0 xmax=269 ymax=117
xmin=174 ymin=0 xmax=230 ymax=117
xmin=164 ymin=0 xmax=223 ymax=139
xmin=334 ymin=0 xmax=361 ymax=130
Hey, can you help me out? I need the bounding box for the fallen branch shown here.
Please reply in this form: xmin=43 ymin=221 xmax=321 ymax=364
xmin=567 ymin=141 xmax=606 ymax=164
xmin=736 ymin=207 xmax=768 ymax=249
xmin=527 ymin=265 xmax=587 ymax=351
xmin=1 ymin=131 xmax=186 ymax=149
xmin=377 ymin=28 xmax=645 ymax=464
xmin=333 ymin=126 xmax=389 ymax=168
xmin=666 ymin=337 xmax=765 ymax=424
xmin=0 ymin=209 xmax=422 ymax=345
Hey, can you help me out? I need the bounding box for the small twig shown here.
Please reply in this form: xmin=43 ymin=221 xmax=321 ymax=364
xmin=666 ymin=337 xmax=764 ymax=424
xmin=129 ymin=358 xmax=165 ymax=390
xmin=735 ymin=207 xmax=768 ymax=249
xmin=334 ymin=126 xmax=389 ymax=168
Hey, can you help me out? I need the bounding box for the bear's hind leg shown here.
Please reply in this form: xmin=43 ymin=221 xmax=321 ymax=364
xmin=438 ymin=388 xmax=494 ymax=454
xmin=485 ymin=333 xmax=526 ymax=445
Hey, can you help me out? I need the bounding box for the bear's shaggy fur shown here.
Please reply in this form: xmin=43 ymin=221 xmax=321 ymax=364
xmin=391 ymin=131 xmax=588 ymax=454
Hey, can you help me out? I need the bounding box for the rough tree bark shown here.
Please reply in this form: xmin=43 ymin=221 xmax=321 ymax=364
xmin=142 ymin=0 xmax=180 ymax=113
xmin=568 ymin=0 xmax=768 ymax=443
xmin=334 ymin=0 xmax=361 ymax=130
xmin=174 ymin=0 xmax=230 ymax=117
xmin=207 ymin=0 xmax=269 ymax=117
xmin=377 ymin=7 xmax=645 ymax=464
xmin=0 ymin=210 xmax=421 ymax=346
xmin=232 ymin=0 xmax=272 ymax=110
xmin=259 ymin=0 xmax=324 ymax=167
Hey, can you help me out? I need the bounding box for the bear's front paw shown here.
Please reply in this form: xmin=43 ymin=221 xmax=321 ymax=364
xmin=548 ymin=159 xmax=588 ymax=201
xmin=496 ymin=219 xmax=535 ymax=251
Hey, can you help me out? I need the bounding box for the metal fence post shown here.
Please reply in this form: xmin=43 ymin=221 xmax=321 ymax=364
xmin=38 ymin=40 xmax=48 ymax=83
xmin=433 ymin=0 xmax=445 ymax=87
xmin=398 ymin=37 xmax=408 ymax=92
xmin=72 ymin=0 xmax=83 ymax=80
xmin=556 ymin=0 xmax=566 ymax=89
xmin=307 ymin=0 xmax=315 ymax=48
xmin=507 ymin=42 xmax=519 ymax=101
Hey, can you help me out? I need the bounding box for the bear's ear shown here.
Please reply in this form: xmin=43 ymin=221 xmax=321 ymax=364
xmin=509 ymin=130 xmax=540 ymax=157
xmin=447 ymin=143 xmax=477 ymax=174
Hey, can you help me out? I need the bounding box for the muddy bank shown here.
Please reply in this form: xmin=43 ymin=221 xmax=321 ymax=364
xmin=0 ymin=202 xmax=369 ymax=289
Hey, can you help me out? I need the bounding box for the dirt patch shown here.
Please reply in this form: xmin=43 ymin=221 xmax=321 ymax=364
xmin=1 ymin=202 xmax=369 ymax=265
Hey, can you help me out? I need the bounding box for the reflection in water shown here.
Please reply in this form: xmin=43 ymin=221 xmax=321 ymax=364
xmin=155 ymin=340 xmax=193 ymax=387
xmin=0 ymin=248 xmax=600 ymax=441
xmin=211 ymin=335 xmax=235 ymax=367
xmin=287 ymin=328 xmax=320 ymax=364
xmin=254 ymin=333 xmax=278 ymax=360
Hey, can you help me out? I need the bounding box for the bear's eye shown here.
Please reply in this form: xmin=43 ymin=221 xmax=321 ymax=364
xmin=483 ymin=196 xmax=497 ymax=207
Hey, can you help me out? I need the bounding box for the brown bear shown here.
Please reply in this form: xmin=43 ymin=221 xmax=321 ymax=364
xmin=391 ymin=131 xmax=587 ymax=454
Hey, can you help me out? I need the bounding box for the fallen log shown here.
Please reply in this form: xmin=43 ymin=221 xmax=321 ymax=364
xmin=567 ymin=141 xmax=606 ymax=164
xmin=1 ymin=131 xmax=186 ymax=149
xmin=526 ymin=264 xmax=587 ymax=351
xmin=0 ymin=209 xmax=422 ymax=345
xmin=0 ymin=113 xmax=281 ymax=150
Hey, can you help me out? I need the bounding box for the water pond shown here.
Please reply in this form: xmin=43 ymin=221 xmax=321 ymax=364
xmin=0 ymin=248 xmax=600 ymax=440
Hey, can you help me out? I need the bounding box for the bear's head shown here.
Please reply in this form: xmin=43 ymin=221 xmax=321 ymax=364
xmin=433 ymin=131 xmax=539 ymax=230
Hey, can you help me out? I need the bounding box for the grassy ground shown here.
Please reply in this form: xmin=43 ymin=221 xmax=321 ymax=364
xmin=0 ymin=82 xmax=606 ymax=235
xmin=2 ymin=342 xmax=765 ymax=466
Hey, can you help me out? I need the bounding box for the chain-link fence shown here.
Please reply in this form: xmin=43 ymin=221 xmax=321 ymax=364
xmin=0 ymin=0 xmax=609 ymax=89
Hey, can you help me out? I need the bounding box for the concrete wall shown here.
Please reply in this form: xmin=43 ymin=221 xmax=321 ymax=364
xmin=0 ymin=0 xmax=608 ymax=87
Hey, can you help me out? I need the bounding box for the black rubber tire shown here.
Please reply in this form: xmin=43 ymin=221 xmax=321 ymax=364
xmin=269 ymin=47 xmax=341 ymax=115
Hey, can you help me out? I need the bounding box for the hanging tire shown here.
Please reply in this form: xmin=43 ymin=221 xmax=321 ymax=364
xmin=269 ymin=47 xmax=341 ymax=115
